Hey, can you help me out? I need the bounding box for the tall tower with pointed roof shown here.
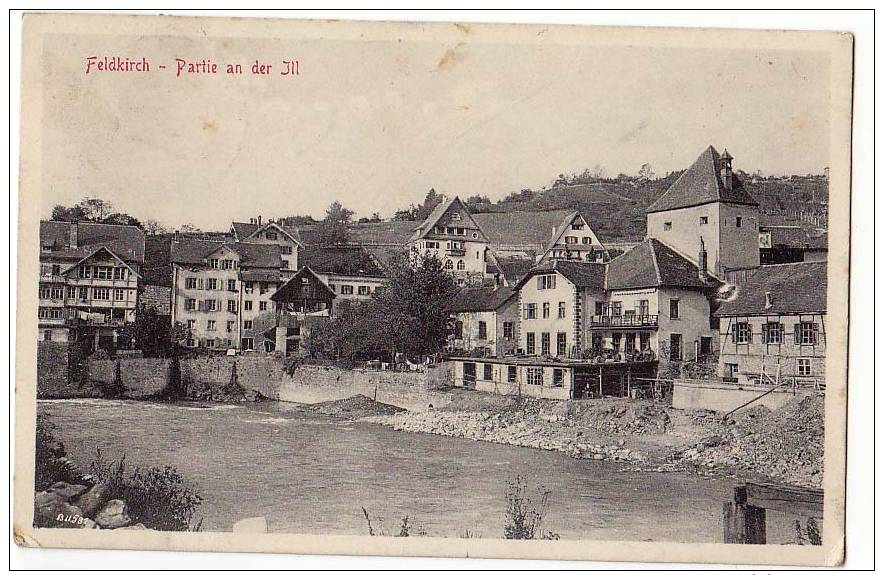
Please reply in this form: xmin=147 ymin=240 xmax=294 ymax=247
xmin=645 ymin=145 xmax=760 ymax=277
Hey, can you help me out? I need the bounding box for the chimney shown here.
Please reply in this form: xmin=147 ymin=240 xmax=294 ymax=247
xmin=551 ymin=226 xmax=557 ymax=239
xmin=720 ymin=148 xmax=733 ymax=191
xmin=698 ymin=236 xmax=708 ymax=282
xmin=257 ymin=215 xmax=262 ymax=225
xmin=69 ymin=222 xmax=78 ymax=248
xmin=765 ymin=291 xmax=773 ymax=310
xmin=173 ymin=230 xmax=180 ymax=243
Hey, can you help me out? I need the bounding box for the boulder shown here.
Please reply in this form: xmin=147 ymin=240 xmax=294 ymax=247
xmin=74 ymin=483 xmax=111 ymax=518
xmin=95 ymin=499 xmax=131 ymax=529
xmin=34 ymin=499 xmax=84 ymax=528
xmin=47 ymin=482 xmax=88 ymax=501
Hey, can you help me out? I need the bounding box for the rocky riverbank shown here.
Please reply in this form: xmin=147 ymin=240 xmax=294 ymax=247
xmin=364 ymin=391 xmax=824 ymax=488
xmin=35 ymin=481 xmax=149 ymax=530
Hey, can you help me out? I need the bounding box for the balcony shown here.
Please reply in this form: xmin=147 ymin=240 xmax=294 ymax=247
xmin=66 ymin=316 xmax=126 ymax=328
xmin=446 ymin=248 xmax=466 ymax=257
xmin=590 ymin=314 xmax=658 ymax=328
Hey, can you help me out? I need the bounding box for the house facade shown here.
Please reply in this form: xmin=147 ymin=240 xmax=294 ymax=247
xmin=446 ymin=285 xmax=519 ymax=357
xmin=537 ymin=211 xmax=609 ymax=264
xmin=38 ymin=221 xmax=145 ymax=350
xmin=714 ymin=262 xmax=826 ymax=388
xmin=230 ymin=217 xmax=302 ymax=277
xmin=300 ymin=245 xmax=387 ymax=314
xmin=646 ymin=146 xmax=760 ymax=277
xmin=270 ymin=266 xmax=336 ymax=355
xmin=170 ymin=236 xmax=282 ymax=351
xmin=408 ymin=196 xmax=490 ymax=285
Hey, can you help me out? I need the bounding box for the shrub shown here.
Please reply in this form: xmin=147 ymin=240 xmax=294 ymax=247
xmin=361 ymin=507 xmax=426 ymax=537
xmin=34 ymin=413 xmax=80 ymax=491
xmin=161 ymin=353 xmax=186 ymax=400
xmin=503 ymin=475 xmax=559 ymax=540
xmin=90 ymin=450 xmax=202 ymax=531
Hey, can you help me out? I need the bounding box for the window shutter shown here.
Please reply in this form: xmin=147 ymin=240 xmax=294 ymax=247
xmin=761 ymin=323 xmax=768 ymax=344
xmin=812 ymin=323 xmax=819 ymax=344
xmin=793 ymin=322 xmax=801 ymax=343
xmin=746 ymin=325 xmax=752 ymax=343
xmin=536 ymin=276 xmax=543 ymax=290
xmin=550 ymin=275 xmax=556 ymax=289
xmin=730 ymin=325 xmax=736 ymax=343
xmin=198 ymin=278 xmax=204 ymax=289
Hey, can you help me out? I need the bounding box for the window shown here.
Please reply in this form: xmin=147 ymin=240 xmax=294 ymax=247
xmin=724 ymin=363 xmax=739 ymax=381
xmin=558 ymin=302 xmax=566 ymax=319
xmin=207 ymin=320 xmax=216 ymax=331
xmin=478 ymin=321 xmax=487 ymax=339
xmin=185 ymin=277 xmax=198 ymax=289
xmin=93 ymin=287 xmax=110 ymax=300
xmin=226 ymin=321 xmax=234 ymax=332
xmin=66 ymin=287 xmax=76 ymax=299
xmin=206 ymin=299 xmax=218 ymax=311
xmin=444 ymin=260 xmax=453 ymax=270
xmin=552 ymin=368 xmax=564 ymax=388
xmin=242 ymin=338 xmax=254 ymax=350
xmin=733 ymin=322 xmax=752 ymax=344
xmin=112 ymin=267 xmax=125 ymax=280
xmin=507 ymin=366 xmax=517 ymax=383
xmin=114 ymin=288 xmax=125 ymax=301
xmin=537 ymin=275 xmax=556 ymax=290
xmin=610 ymin=301 xmax=622 ymax=316
xmin=541 ymin=332 xmax=551 ymax=355
xmin=206 ymin=278 xmax=218 ymax=290
xmin=94 ymin=266 xmax=112 ymax=279
xmin=244 ymin=281 xmax=254 ymax=293
xmin=205 ymin=339 xmax=216 ymax=348
xmin=265 ymin=231 xmax=278 ymax=240
xmin=43 ymin=330 xmax=52 ymax=341
xmin=78 ymin=287 xmax=88 ymax=301
xmin=456 ymin=260 xmax=465 ymax=271
xmin=669 ymin=298 xmax=680 ymax=319
xmin=624 ymin=333 xmax=637 ymax=354
xmin=564 ymin=236 xmax=578 ymax=245
xmin=556 ymin=332 xmax=567 ymax=356
xmin=699 ymin=216 xmax=708 ymax=225
xmin=80 ymin=265 xmax=92 ymax=278
xmin=483 ymin=363 xmax=493 ymax=381
xmin=669 ymin=334 xmax=683 ymax=360
xmin=797 ymin=358 xmax=812 ymax=377
xmin=228 ymin=279 xmax=237 ymax=291
xmin=209 ymin=258 xmax=219 ymax=269
xmin=358 ymin=286 xmax=370 ymax=295
xmin=280 ymin=245 xmax=293 ymax=255
xmin=185 ymin=298 xmax=196 ymax=311
xmin=762 ymin=322 xmax=784 ymax=344
xmin=735 ymin=216 xmax=743 ymax=228
xmin=582 ymin=236 xmax=592 ymax=244
xmin=451 ymin=212 xmax=462 ymax=221
xmin=571 ymin=222 xmax=584 ymax=230
xmin=244 ymin=300 xmax=253 ymax=311
xmin=664 ymin=221 xmax=672 ymax=231
xmin=243 ymin=320 xmax=253 ymax=330
xmin=594 ymin=302 xmax=604 ymax=316
xmin=526 ymin=332 xmax=536 ymax=355
xmin=227 ymin=300 xmax=237 ymax=313
xmin=542 ymin=302 xmax=550 ymax=319
xmin=796 ymin=321 xmax=819 ymax=345
xmin=186 ymin=320 xmax=196 ymax=333
xmin=425 ymin=241 xmax=439 ymax=249
xmin=527 ymin=367 xmax=544 ymax=386
xmin=341 ymin=285 xmax=354 ymax=295
xmin=523 ymin=303 xmax=537 ymax=320
xmin=503 ymin=322 xmax=514 ymax=340
xmin=640 ymin=332 xmax=651 ymax=351
xmin=259 ymin=301 xmax=268 ymax=311
xmin=637 ymin=300 xmax=649 ymax=316
xmin=259 ymin=282 xmax=268 ymax=294
xmin=49 ymin=287 xmax=63 ymax=299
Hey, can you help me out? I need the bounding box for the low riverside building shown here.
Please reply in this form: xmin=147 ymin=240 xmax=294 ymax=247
xmin=38 ymin=221 xmax=144 ymax=350
xmin=714 ymin=262 xmax=827 ymax=389
xmin=169 ymin=235 xmax=282 ymax=351
xmin=446 ymin=285 xmax=519 ymax=357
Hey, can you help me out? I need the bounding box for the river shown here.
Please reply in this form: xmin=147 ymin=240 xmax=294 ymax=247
xmin=39 ymin=399 xmax=746 ymax=541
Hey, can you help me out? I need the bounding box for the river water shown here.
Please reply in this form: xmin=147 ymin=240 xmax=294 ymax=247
xmin=39 ymin=399 xmax=739 ymax=542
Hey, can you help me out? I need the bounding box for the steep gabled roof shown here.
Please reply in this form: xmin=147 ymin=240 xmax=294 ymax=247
xmin=486 ymin=255 xmax=535 ymax=286
xmin=447 ymin=285 xmax=516 ymax=313
xmin=512 ymin=259 xmax=606 ymax=291
xmin=170 ymin=238 xmax=281 ymax=269
xmin=40 ymin=220 xmax=145 ymax=263
xmin=271 ymin=266 xmax=336 ymax=303
xmin=409 ymin=196 xmax=488 ymax=243
xmin=300 ymin=245 xmax=386 ymax=278
xmin=473 ymin=209 xmax=575 ymax=250
xmin=61 ymin=246 xmax=142 ymax=278
xmin=238 ymin=221 xmax=302 ymax=245
xmin=646 ymin=146 xmax=759 ymax=214
xmin=230 ymin=222 xmax=260 ymax=241
xmin=606 ymin=238 xmax=710 ymax=290
xmin=715 ymin=262 xmax=827 ymax=317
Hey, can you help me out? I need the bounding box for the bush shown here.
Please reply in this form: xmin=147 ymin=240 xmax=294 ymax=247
xmin=90 ymin=450 xmax=203 ymax=531
xmin=503 ymin=475 xmax=559 ymax=540
xmin=35 ymin=413 xmax=80 ymax=491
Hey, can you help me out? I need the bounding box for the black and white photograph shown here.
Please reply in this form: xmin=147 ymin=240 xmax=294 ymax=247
xmin=12 ymin=11 xmax=859 ymax=567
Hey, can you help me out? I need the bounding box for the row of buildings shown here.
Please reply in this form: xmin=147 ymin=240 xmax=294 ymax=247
xmin=37 ymin=145 xmax=828 ymax=397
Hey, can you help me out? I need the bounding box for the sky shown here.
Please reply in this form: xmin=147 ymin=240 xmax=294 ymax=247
xmin=40 ymin=23 xmax=832 ymax=231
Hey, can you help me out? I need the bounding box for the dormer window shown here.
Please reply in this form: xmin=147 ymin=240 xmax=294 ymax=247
xmin=699 ymin=216 xmax=708 ymax=225
xmin=664 ymin=222 xmax=672 ymax=231
xmin=265 ymin=231 xmax=278 ymax=240
xmin=451 ymin=213 xmax=462 ymax=221
xmin=571 ymin=223 xmax=584 ymax=230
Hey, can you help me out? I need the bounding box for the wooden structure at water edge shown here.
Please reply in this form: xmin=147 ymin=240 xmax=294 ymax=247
xmin=723 ymin=482 xmax=823 ymax=544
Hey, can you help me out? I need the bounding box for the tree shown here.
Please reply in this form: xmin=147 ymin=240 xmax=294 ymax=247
xmin=179 ymin=223 xmax=201 ymax=234
xmin=415 ymin=189 xmax=443 ymax=222
xmin=51 ymin=204 xmax=88 ymax=222
xmin=464 ymin=195 xmax=493 ymax=212
xmin=79 ymin=197 xmax=114 ymax=220
xmin=315 ymin=201 xmax=354 ymax=245
xmin=118 ymin=305 xmax=179 ymax=357
xmin=103 ymin=212 xmax=142 ymax=227
xmin=278 ymin=215 xmax=317 ymax=226
xmin=358 ymin=212 xmax=383 ymax=224
xmin=637 ymin=163 xmax=655 ymax=182
xmin=143 ymin=219 xmax=167 ymax=235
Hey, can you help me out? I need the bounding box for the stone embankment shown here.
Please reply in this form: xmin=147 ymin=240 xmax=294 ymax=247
xmin=34 ymin=481 xmax=148 ymax=530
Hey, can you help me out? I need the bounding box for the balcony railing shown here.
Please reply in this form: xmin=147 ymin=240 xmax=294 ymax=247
xmin=446 ymin=248 xmax=466 ymax=257
xmin=590 ymin=314 xmax=658 ymax=328
xmin=66 ymin=316 xmax=126 ymax=327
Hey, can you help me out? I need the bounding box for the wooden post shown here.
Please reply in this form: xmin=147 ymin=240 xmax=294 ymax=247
xmin=723 ymin=485 xmax=767 ymax=544
xmin=627 ymin=364 xmax=632 ymax=398
xmin=598 ymin=366 xmax=603 ymax=398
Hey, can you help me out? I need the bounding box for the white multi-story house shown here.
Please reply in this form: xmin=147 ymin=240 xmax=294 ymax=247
xmin=446 ymin=285 xmax=519 ymax=357
xmin=536 ymin=211 xmax=609 ymax=264
xmin=38 ymin=221 xmax=144 ymax=350
xmin=230 ymin=216 xmax=302 ymax=278
xmin=408 ymin=196 xmax=490 ymax=285
xmin=170 ymin=235 xmax=283 ymax=351
xmin=714 ymin=261 xmax=826 ymax=389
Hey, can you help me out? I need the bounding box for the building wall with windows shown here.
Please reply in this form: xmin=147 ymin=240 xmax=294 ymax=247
xmin=450 ymin=298 xmax=519 ymax=358
xmin=717 ymin=313 xmax=826 ymax=387
xmin=517 ymin=271 xmax=577 ymax=357
xmin=451 ymin=358 xmax=573 ymax=400
xmin=539 ymin=214 xmax=609 ymax=264
xmin=654 ymin=287 xmax=717 ymax=365
xmin=318 ymin=273 xmax=386 ymax=314
xmin=240 ymin=225 xmax=300 ymax=277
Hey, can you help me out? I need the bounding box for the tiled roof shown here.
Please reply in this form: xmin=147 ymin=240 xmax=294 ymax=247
xmin=763 ymin=226 xmax=828 ymax=250
xmin=488 ymin=255 xmax=535 ymax=286
xmin=606 ymin=238 xmax=709 ymax=290
xmin=301 ymin=245 xmax=386 ymax=277
xmin=646 ymin=146 xmax=759 ymax=213
xmin=513 ymin=259 xmax=606 ymax=291
xmin=239 ymin=269 xmax=281 ymax=282
xmin=169 ymin=238 xmax=281 ymax=268
xmin=715 ymin=262 xmax=827 ymax=316
xmin=39 ymin=221 xmax=145 ymax=263
xmin=447 ymin=285 xmax=516 ymax=313
xmin=473 ymin=209 xmax=575 ymax=250
xmin=271 ymin=267 xmax=336 ymax=303
xmin=231 ymin=222 xmax=259 ymax=240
